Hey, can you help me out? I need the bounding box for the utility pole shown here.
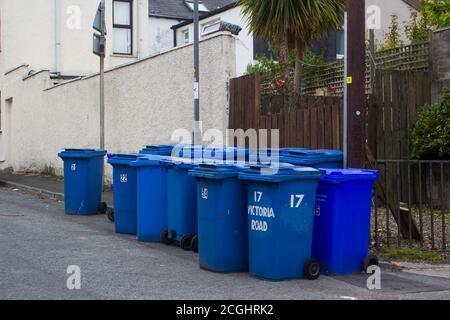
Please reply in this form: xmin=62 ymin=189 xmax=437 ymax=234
xmin=343 ymin=12 xmax=348 ymax=168
xmin=345 ymin=0 xmax=366 ymax=168
xmin=193 ymin=0 xmax=201 ymax=145
xmin=99 ymin=0 xmax=106 ymax=150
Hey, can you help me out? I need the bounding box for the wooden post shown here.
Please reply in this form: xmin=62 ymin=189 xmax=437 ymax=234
xmin=369 ymin=29 xmax=376 ymax=95
xmin=346 ymin=0 xmax=366 ymax=168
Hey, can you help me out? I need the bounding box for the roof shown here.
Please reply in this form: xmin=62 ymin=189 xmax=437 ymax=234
xmin=149 ymin=0 xmax=235 ymax=20
xmin=402 ymin=0 xmax=421 ymax=10
xmin=171 ymin=1 xmax=236 ymax=29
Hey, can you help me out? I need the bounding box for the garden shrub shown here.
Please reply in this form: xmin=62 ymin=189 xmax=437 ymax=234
xmin=411 ymin=88 xmax=450 ymax=160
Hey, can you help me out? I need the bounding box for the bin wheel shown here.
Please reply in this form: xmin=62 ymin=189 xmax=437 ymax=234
xmin=160 ymin=229 xmax=172 ymax=245
xmin=99 ymin=202 xmax=108 ymax=214
xmin=364 ymin=255 xmax=379 ymax=272
xmin=180 ymin=234 xmax=193 ymax=251
xmin=304 ymin=259 xmax=321 ymax=280
xmin=190 ymin=235 xmax=198 ymax=253
xmin=106 ymin=208 xmax=114 ymax=222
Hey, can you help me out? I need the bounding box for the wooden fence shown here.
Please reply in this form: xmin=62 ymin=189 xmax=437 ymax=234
xmin=367 ymin=70 xmax=432 ymax=205
xmin=229 ymin=73 xmax=343 ymax=149
xmin=367 ymin=70 xmax=432 ymax=160
xmin=230 ymin=69 xmax=431 ymax=155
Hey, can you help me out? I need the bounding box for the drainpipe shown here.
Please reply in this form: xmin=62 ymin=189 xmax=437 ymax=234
xmin=55 ymin=0 xmax=62 ymax=74
xmin=136 ymin=0 xmax=141 ymax=59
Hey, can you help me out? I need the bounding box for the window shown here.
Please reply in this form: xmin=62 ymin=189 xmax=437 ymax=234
xmin=183 ymin=30 xmax=190 ymax=44
xmin=113 ymin=0 xmax=133 ymax=55
xmin=201 ymin=19 xmax=221 ymax=37
xmin=185 ymin=1 xmax=209 ymax=13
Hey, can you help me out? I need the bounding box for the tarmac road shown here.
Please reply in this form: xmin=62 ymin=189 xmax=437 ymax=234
xmin=1 ymin=186 xmax=450 ymax=300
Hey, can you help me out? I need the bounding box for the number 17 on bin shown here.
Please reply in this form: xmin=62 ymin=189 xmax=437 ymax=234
xmin=254 ymin=191 xmax=263 ymax=203
xmin=290 ymin=195 xmax=304 ymax=208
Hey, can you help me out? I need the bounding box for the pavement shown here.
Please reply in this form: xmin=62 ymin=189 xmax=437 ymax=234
xmin=1 ymin=173 xmax=450 ymax=300
xmin=0 ymin=171 xmax=113 ymax=206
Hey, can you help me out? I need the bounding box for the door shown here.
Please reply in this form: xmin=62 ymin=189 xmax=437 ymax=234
xmin=0 ymin=92 xmax=4 ymax=164
xmin=0 ymin=96 xmax=12 ymax=168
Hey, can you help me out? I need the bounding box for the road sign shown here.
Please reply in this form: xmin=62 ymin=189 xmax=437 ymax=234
xmin=93 ymin=2 xmax=107 ymax=34
xmin=93 ymin=33 xmax=105 ymax=56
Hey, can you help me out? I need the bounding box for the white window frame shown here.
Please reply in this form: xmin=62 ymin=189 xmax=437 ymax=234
xmin=113 ymin=0 xmax=133 ymax=55
xmin=182 ymin=29 xmax=190 ymax=44
xmin=201 ymin=19 xmax=221 ymax=37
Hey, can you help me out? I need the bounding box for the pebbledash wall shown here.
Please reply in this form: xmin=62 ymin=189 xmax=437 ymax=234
xmin=431 ymin=27 xmax=450 ymax=102
xmin=0 ymin=33 xmax=236 ymax=179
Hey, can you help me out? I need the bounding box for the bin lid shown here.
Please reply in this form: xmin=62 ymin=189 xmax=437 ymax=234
xmin=130 ymin=155 xmax=170 ymax=167
xmin=174 ymin=144 xmax=205 ymax=159
xmin=320 ymin=169 xmax=379 ymax=183
xmin=58 ymin=148 xmax=106 ymax=159
xmin=204 ymin=146 xmax=250 ymax=161
xmin=139 ymin=144 xmax=176 ymax=156
xmin=282 ymin=149 xmax=343 ymax=159
xmin=249 ymin=149 xmax=280 ymax=164
xmin=239 ymin=164 xmax=323 ymax=183
xmin=107 ymin=152 xmax=140 ymax=160
xmin=280 ymin=149 xmax=343 ymax=165
xmin=279 ymin=148 xmax=310 ymax=156
xmin=160 ymin=156 xmax=205 ymax=169
xmin=108 ymin=154 xmax=146 ymax=166
xmin=189 ymin=161 xmax=248 ymax=180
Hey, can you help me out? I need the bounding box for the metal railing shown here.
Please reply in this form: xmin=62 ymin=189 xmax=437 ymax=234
xmin=371 ymin=160 xmax=450 ymax=252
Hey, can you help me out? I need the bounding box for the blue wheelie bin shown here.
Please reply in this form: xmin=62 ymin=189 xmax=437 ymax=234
xmin=203 ymin=146 xmax=250 ymax=162
xmin=176 ymin=144 xmax=205 ymax=160
xmin=139 ymin=144 xmax=175 ymax=156
xmin=161 ymin=157 xmax=202 ymax=250
xmin=312 ymin=169 xmax=379 ymax=275
xmin=130 ymin=155 xmax=170 ymax=242
xmin=239 ymin=165 xmax=323 ymax=281
xmin=108 ymin=154 xmax=146 ymax=235
xmin=249 ymin=148 xmax=283 ymax=164
xmin=189 ymin=162 xmax=249 ymax=272
xmin=280 ymin=149 xmax=344 ymax=169
xmin=58 ymin=149 xmax=107 ymax=215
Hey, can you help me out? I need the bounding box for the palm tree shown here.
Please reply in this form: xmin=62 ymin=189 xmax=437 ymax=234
xmin=238 ymin=0 xmax=345 ymax=96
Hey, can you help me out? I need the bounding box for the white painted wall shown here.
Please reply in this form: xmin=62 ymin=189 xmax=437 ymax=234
xmin=0 ymin=0 xmax=150 ymax=77
xmin=367 ymin=0 xmax=417 ymax=43
xmin=175 ymin=6 xmax=254 ymax=76
xmin=148 ymin=17 xmax=181 ymax=56
xmin=0 ymin=34 xmax=236 ymax=181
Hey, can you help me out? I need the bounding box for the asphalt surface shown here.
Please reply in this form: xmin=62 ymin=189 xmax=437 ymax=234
xmin=1 ymin=186 xmax=450 ymax=300
xmin=0 ymin=171 xmax=113 ymax=206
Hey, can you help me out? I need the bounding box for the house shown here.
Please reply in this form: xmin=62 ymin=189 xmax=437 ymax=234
xmin=148 ymin=0 xmax=235 ymax=55
xmin=0 ymin=0 xmax=153 ymax=79
xmin=0 ymin=0 xmax=422 ymax=78
xmin=0 ymin=0 xmax=240 ymax=79
xmin=170 ymin=0 xmax=422 ymax=70
xmin=170 ymin=1 xmax=258 ymax=76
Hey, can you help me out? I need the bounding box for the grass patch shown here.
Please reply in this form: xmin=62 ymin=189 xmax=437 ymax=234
xmin=381 ymin=248 xmax=445 ymax=263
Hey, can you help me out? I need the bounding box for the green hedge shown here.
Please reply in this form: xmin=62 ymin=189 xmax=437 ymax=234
xmin=411 ymin=88 xmax=450 ymax=160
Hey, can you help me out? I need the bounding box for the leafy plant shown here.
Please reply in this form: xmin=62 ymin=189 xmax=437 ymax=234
xmin=381 ymin=14 xmax=404 ymax=50
xmin=422 ymin=0 xmax=450 ymax=29
xmin=247 ymin=48 xmax=327 ymax=94
xmin=404 ymin=9 xmax=430 ymax=43
xmin=237 ymin=0 xmax=345 ymax=98
xmin=411 ymin=88 xmax=450 ymax=160
xmin=246 ymin=54 xmax=282 ymax=84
